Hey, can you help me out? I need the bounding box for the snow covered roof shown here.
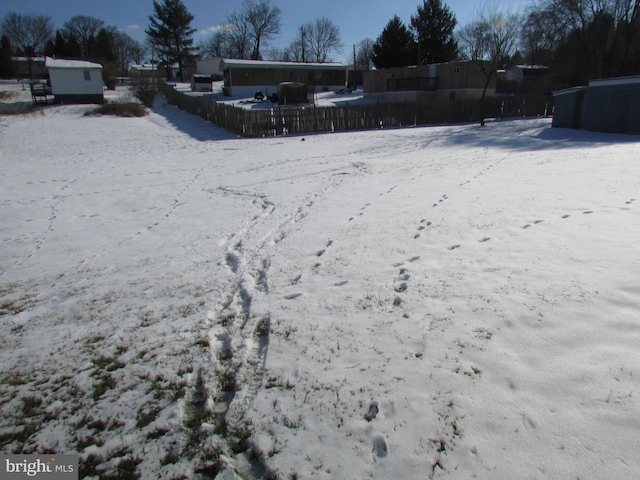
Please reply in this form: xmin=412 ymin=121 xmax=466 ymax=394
xmin=221 ymin=59 xmax=347 ymax=70
xmin=45 ymin=57 xmax=102 ymax=70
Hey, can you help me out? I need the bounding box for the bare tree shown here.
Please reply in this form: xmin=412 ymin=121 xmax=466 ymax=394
xmin=355 ymin=38 xmax=375 ymax=70
xmin=217 ymin=0 xmax=281 ymax=60
xmin=457 ymin=7 xmax=521 ymax=98
xmin=521 ymin=3 xmax=566 ymax=65
xmin=284 ymin=25 xmax=308 ymax=62
xmin=1 ymin=12 xmax=54 ymax=77
xmin=63 ymin=15 xmax=105 ymax=58
xmin=224 ymin=10 xmax=253 ymax=59
xmin=304 ymin=17 xmax=342 ymax=63
xmin=199 ymin=28 xmax=235 ymax=58
xmin=108 ymin=29 xmax=147 ymax=76
xmin=541 ymin=0 xmax=640 ymax=82
xmin=243 ymin=0 xmax=281 ymax=59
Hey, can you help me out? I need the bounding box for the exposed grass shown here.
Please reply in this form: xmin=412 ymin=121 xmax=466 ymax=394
xmin=92 ymin=373 xmax=116 ymax=401
xmin=0 ymin=91 xmax=17 ymax=101
xmin=87 ymin=101 xmax=148 ymax=118
xmin=136 ymin=405 xmax=162 ymax=428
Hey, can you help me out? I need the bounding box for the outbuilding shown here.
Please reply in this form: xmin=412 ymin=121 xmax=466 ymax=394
xmin=552 ymin=75 xmax=640 ymax=134
xmin=551 ymin=86 xmax=588 ymax=129
xmin=191 ymin=74 xmax=213 ymax=92
xmin=45 ymin=57 xmax=104 ymax=104
xmin=581 ymin=76 xmax=640 ymax=134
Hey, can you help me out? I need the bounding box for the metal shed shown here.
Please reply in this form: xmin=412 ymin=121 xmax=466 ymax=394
xmin=581 ymin=76 xmax=640 ymax=134
xmin=553 ymin=75 xmax=640 ymax=134
xmin=551 ymin=86 xmax=588 ymax=129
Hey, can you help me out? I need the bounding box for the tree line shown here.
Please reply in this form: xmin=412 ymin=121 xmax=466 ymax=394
xmin=371 ymin=0 xmax=640 ymax=90
xmin=2 ymin=0 xmax=640 ymax=90
xmin=0 ymin=12 xmax=147 ymax=85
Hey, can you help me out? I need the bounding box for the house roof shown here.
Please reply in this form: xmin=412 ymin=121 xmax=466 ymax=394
xmin=221 ymin=59 xmax=347 ymax=70
xmin=589 ymin=75 xmax=640 ymax=88
xmin=45 ymin=57 xmax=102 ymax=70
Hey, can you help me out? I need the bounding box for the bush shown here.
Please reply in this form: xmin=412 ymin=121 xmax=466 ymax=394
xmin=131 ymin=75 xmax=159 ymax=108
xmin=87 ymin=101 xmax=148 ymax=117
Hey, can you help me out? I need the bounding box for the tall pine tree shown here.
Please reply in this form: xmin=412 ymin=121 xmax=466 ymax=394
xmin=411 ymin=0 xmax=458 ymax=64
xmin=146 ymin=0 xmax=197 ymax=81
xmin=0 ymin=35 xmax=16 ymax=78
xmin=372 ymin=16 xmax=417 ymax=68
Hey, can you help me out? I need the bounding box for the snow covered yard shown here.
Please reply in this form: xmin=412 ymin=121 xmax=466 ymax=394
xmin=1 ymin=96 xmax=639 ymax=479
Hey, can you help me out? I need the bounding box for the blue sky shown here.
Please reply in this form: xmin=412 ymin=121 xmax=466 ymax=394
xmin=0 ymin=0 xmax=533 ymax=62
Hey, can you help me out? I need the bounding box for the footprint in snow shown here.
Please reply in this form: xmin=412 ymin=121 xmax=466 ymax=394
xmin=364 ymin=401 xmax=379 ymax=422
xmin=394 ymin=282 xmax=408 ymax=293
xmin=284 ymin=293 xmax=303 ymax=300
xmin=372 ymin=435 xmax=389 ymax=459
xmin=333 ymin=280 xmax=349 ymax=287
xmin=448 ymin=244 xmax=461 ymax=250
xmin=479 ymin=237 xmax=491 ymax=243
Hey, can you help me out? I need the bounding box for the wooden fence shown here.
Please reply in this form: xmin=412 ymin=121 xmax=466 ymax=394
xmin=158 ymin=81 xmax=553 ymax=138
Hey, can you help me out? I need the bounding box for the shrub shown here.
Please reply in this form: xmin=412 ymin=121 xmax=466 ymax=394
xmin=88 ymin=101 xmax=148 ymax=118
xmin=131 ymin=75 xmax=158 ymax=108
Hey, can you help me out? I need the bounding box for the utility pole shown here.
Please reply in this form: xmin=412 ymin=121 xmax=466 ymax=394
xmin=353 ymin=43 xmax=356 ymax=69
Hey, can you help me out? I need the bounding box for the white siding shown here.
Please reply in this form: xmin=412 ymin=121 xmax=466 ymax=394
xmin=48 ymin=68 xmax=103 ymax=96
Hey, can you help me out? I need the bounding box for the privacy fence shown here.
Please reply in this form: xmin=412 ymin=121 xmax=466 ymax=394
xmin=158 ymin=81 xmax=553 ymax=138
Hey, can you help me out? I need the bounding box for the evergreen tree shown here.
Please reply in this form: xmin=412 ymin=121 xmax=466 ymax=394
xmin=411 ymin=0 xmax=458 ymax=64
xmin=94 ymin=28 xmax=117 ymax=89
xmin=94 ymin=28 xmax=115 ymax=62
xmin=0 ymin=34 xmax=16 ymax=78
xmin=53 ymin=31 xmax=67 ymax=56
xmin=146 ymin=0 xmax=197 ymax=81
xmin=65 ymin=32 xmax=82 ymax=58
xmin=372 ymin=16 xmax=418 ymax=68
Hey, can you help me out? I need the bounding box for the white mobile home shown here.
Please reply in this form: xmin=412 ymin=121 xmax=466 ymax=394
xmin=45 ymin=57 xmax=104 ymax=104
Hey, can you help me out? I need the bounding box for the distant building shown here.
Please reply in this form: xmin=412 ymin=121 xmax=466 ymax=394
xmin=497 ymin=65 xmax=551 ymax=95
xmin=196 ymin=57 xmax=223 ymax=79
xmin=45 ymin=57 xmax=104 ymax=104
xmin=130 ymin=63 xmax=180 ymax=80
xmin=363 ymin=60 xmax=496 ymax=102
xmin=220 ymin=59 xmax=349 ymax=98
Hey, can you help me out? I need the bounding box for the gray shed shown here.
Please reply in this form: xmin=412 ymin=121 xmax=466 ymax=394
xmin=552 ymin=86 xmax=588 ymax=129
xmin=581 ymin=76 xmax=640 ymax=134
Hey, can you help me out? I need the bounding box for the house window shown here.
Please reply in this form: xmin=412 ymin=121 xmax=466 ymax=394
xmin=479 ymin=65 xmax=486 ymax=74
xmin=453 ymin=66 xmax=460 ymax=75
xmin=83 ymin=70 xmax=91 ymax=81
xmin=449 ymin=91 xmax=456 ymax=100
